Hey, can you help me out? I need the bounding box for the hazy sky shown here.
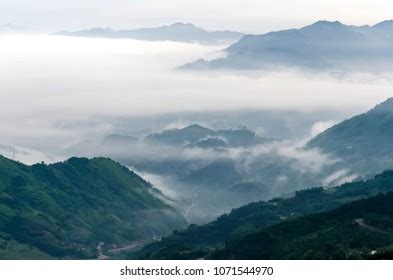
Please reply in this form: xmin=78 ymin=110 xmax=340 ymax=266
xmin=2 ymin=0 xmax=393 ymax=33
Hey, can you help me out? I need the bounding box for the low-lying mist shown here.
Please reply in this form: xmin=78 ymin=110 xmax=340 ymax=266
xmin=1 ymin=34 xmax=392 ymax=155
xmin=1 ymin=34 xmax=392 ymax=222
xmin=62 ymin=122 xmax=358 ymax=223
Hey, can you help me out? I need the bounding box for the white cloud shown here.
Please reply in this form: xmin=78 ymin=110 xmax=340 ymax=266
xmin=0 ymin=34 xmax=392 ymax=161
xmin=310 ymin=121 xmax=337 ymax=137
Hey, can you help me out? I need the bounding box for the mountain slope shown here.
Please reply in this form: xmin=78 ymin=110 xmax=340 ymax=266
xmin=145 ymin=124 xmax=215 ymax=146
xmin=182 ymin=158 xmax=241 ymax=187
xmin=213 ymin=192 xmax=393 ymax=259
xmin=53 ymin=23 xmax=244 ymax=44
xmin=144 ymin=124 xmax=276 ymax=148
xmin=134 ymin=170 xmax=393 ymax=259
xmin=308 ymin=98 xmax=393 ymax=175
xmin=182 ymin=20 xmax=393 ymax=71
xmin=0 ymin=156 xmax=186 ymax=259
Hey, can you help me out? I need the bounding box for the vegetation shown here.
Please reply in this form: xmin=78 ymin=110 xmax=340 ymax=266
xmin=0 ymin=156 xmax=186 ymax=259
xmin=308 ymin=98 xmax=393 ymax=176
xmin=134 ymin=170 xmax=393 ymax=259
xmin=144 ymin=124 xmax=276 ymax=148
xmin=213 ymin=192 xmax=393 ymax=259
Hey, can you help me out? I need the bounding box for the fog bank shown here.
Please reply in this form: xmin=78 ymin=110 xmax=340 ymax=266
xmin=1 ymin=35 xmax=392 ymax=161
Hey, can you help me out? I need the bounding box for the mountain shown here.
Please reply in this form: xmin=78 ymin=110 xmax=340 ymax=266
xmin=0 ymin=156 xmax=186 ymax=259
xmin=308 ymin=98 xmax=393 ymax=175
xmin=145 ymin=124 xmax=215 ymax=146
xmin=182 ymin=20 xmax=393 ymax=71
xmin=186 ymin=137 xmax=227 ymax=149
xmin=52 ymin=23 xmax=244 ymax=44
xmin=134 ymin=170 xmax=393 ymax=259
xmin=372 ymin=20 xmax=393 ymax=35
xmin=213 ymin=191 xmax=393 ymax=259
xmin=144 ymin=124 xmax=276 ymax=148
xmin=65 ymin=124 xmax=350 ymax=224
xmin=0 ymin=24 xmax=28 ymax=34
xmin=182 ymin=158 xmax=242 ymax=188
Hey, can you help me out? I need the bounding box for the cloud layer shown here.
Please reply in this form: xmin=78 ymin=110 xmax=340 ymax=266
xmin=0 ymin=34 xmax=392 ymax=160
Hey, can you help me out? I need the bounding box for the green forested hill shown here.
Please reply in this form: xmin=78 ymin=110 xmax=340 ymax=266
xmin=0 ymin=156 xmax=186 ymax=259
xmin=308 ymin=98 xmax=393 ymax=175
xmin=213 ymin=192 xmax=393 ymax=259
xmin=135 ymin=171 xmax=393 ymax=260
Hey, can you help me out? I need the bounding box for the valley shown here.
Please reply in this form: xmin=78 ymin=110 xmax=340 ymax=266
xmin=2 ymin=17 xmax=393 ymax=261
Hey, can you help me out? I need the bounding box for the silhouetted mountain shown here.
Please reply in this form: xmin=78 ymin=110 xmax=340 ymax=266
xmin=182 ymin=20 xmax=393 ymax=71
xmin=0 ymin=156 xmax=186 ymax=259
xmin=53 ymin=23 xmax=244 ymax=44
xmin=308 ymin=98 xmax=393 ymax=175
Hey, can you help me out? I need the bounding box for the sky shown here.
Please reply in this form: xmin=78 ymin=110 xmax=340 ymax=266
xmin=2 ymin=0 xmax=393 ymax=33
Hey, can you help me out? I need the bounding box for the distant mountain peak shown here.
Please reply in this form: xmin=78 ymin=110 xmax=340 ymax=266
xmin=53 ymin=23 xmax=244 ymax=44
xmin=184 ymin=19 xmax=393 ymax=71
xmin=370 ymin=97 xmax=393 ymax=113
xmin=314 ymin=20 xmax=343 ymax=25
xmin=305 ymin=20 xmax=346 ymax=29
xmin=170 ymin=22 xmax=196 ymax=28
xmin=373 ymin=20 xmax=393 ymax=28
xmin=90 ymin=27 xmax=114 ymax=31
xmin=183 ymin=124 xmax=210 ymax=130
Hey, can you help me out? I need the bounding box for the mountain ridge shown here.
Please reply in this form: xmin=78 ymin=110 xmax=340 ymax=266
xmin=0 ymin=155 xmax=186 ymax=259
xmin=307 ymin=98 xmax=393 ymax=175
xmin=182 ymin=20 xmax=393 ymax=71
xmin=134 ymin=169 xmax=393 ymax=259
xmin=52 ymin=23 xmax=244 ymax=44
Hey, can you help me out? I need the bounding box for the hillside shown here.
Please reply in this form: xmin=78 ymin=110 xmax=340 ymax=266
xmin=182 ymin=158 xmax=242 ymax=188
xmin=144 ymin=124 xmax=276 ymax=148
xmin=0 ymin=156 xmax=186 ymax=259
xmin=145 ymin=124 xmax=215 ymax=146
xmin=182 ymin=20 xmax=393 ymax=71
xmin=308 ymin=98 xmax=393 ymax=175
xmin=134 ymin=170 xmax=393 ymax=259
xmin=213 ymin=192 xmax=393 ymax=259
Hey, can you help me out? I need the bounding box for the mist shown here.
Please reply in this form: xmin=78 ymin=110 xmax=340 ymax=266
xmin=1 ymin=33 xmax=392 ymax=223
xmin=1 ymin=34 xmax=393 ymax=159
xmin=61 ymin=121 xmax=359 ymax=222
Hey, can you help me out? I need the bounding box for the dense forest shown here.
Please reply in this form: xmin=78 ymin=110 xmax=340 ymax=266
xmin=213 ymin=192 xmax=393 ymax=259
xmin=133 ymin=171 xmax=393 ymax=259
xmin=0 ymin=156 xmax=186 ymax=259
